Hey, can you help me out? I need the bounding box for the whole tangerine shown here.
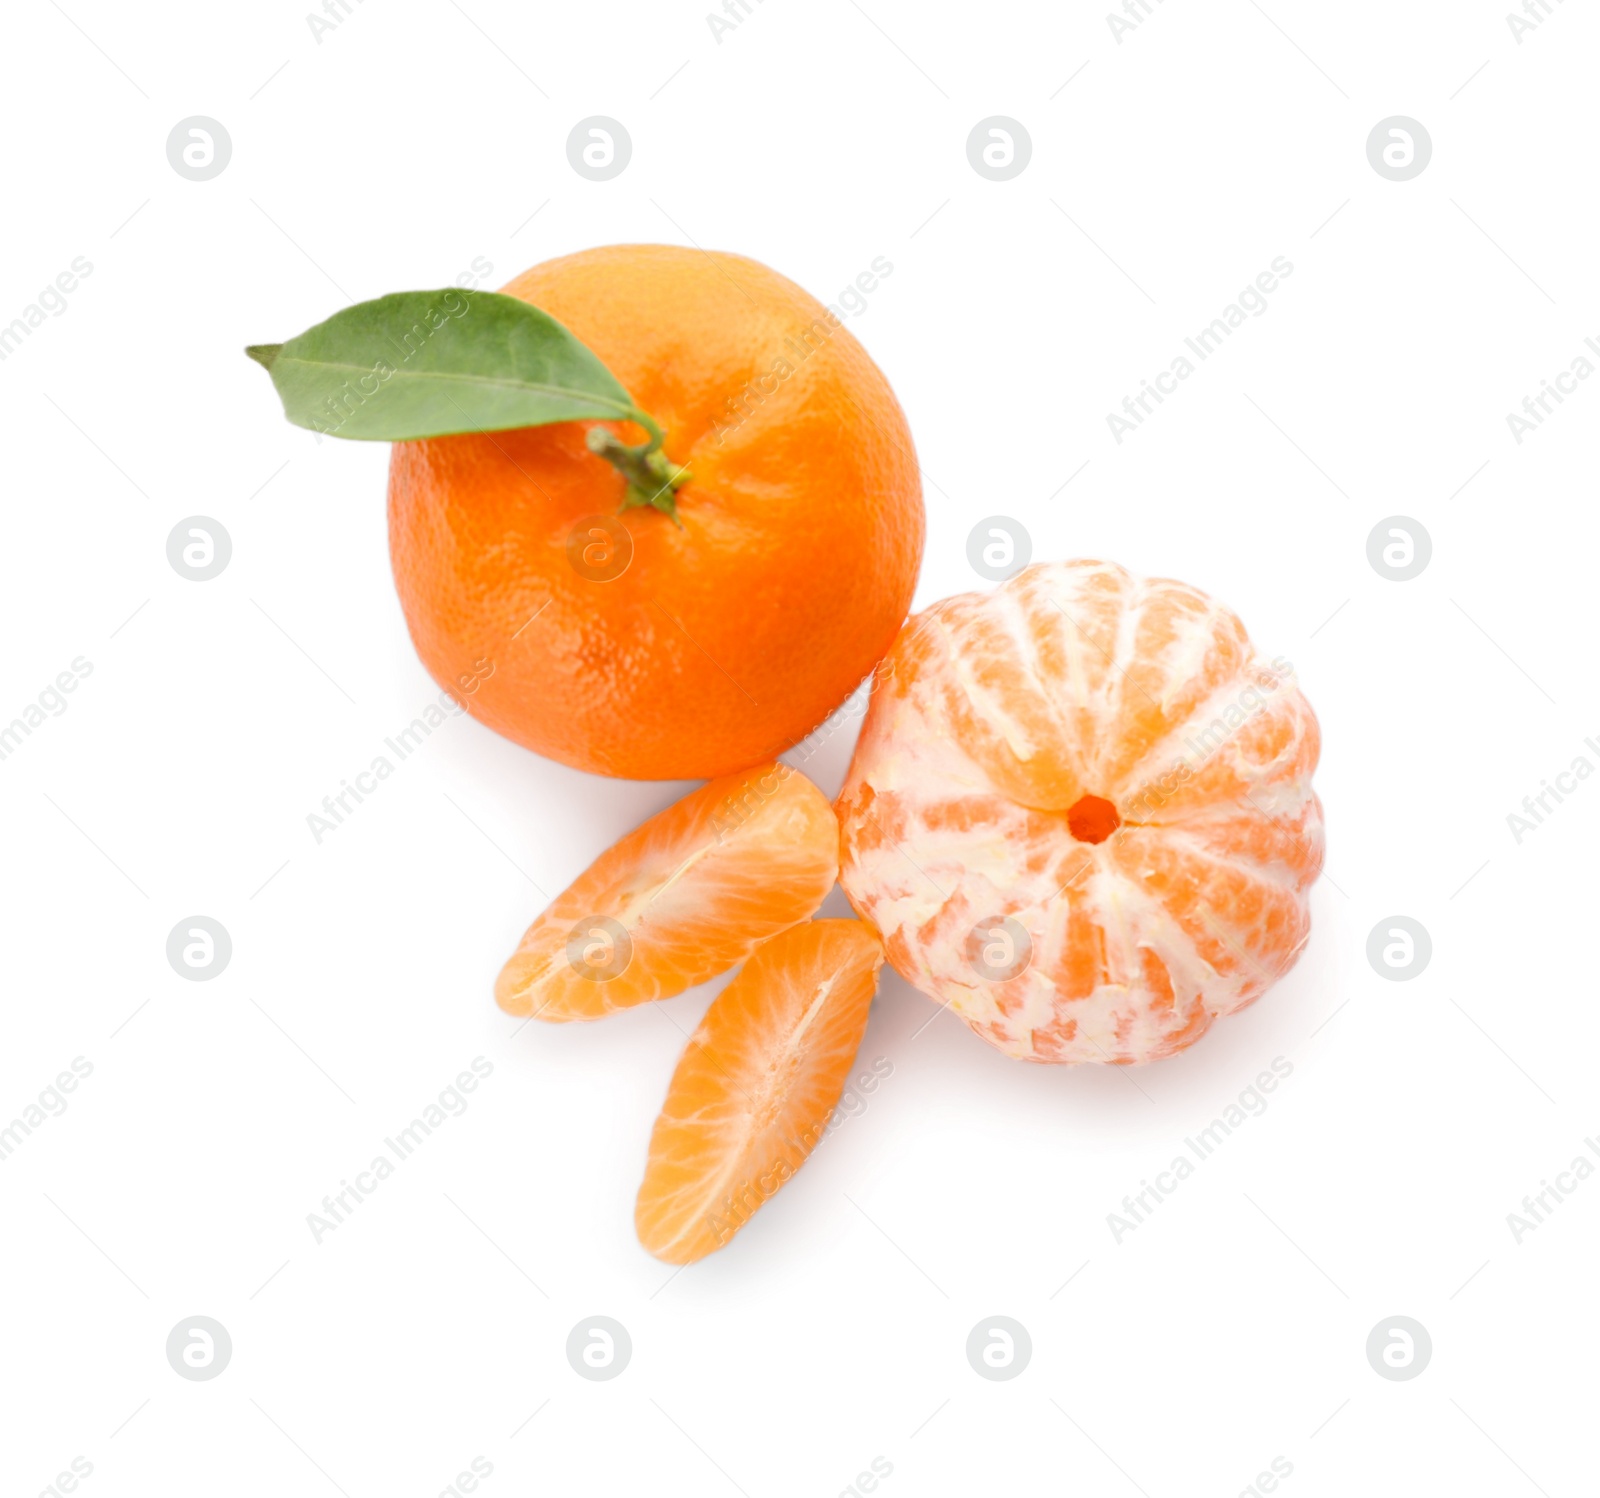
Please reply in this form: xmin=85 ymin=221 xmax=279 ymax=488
xmin=387 ymin=244 xmax=924 ymax=780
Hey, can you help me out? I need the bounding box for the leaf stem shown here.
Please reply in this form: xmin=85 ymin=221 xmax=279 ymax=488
xmin=586 ymin=412 xmax=690 ymax=525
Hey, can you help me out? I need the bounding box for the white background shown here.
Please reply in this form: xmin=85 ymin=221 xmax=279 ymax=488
xmin=2 ymin=1 xmax=1596 ymax=1494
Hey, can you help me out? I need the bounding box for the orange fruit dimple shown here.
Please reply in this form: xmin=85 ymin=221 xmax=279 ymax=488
xmin=837 ymin=559 xmax=1324 ymax=1066
xmin=1066 ymin=793 xmax=1120 ymax=844
xmin=496 ymin=764 xmax=838 ymax=1022
xmin=635 ymin=920 xmax=885 ymax=1264
xmin=388 ymin=244 xmax=924 ymax=781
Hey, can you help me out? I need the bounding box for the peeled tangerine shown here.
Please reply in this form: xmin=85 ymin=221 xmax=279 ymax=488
xmin=496 ymin=764 xmax=837 ymax=1022
xmin=836 ymin=559 xmax=1324 ymax=1065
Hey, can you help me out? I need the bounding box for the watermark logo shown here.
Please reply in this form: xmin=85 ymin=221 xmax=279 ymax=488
xmin=566 ymin=515 xmax=633 ymax=582
xmin=167 ymin=516 xmax=232 ymax=581
xmin=166 ymin=1316 xmax=232 ymax=1381
xmin=1365 ymin=516 xmax=1430 ymax=581
xmin=1365 ymin=917 xmax=1430 ymax=981
xmin=965 ymin=1316 xmax=1032 ymax=1380
xmin=166 ymin=917 xmax=232 ymax=981
xmin=567 ymin=117 xmax=631 ymax=181
xmin=966 ymin=118 xmax=1031 ymax=181
xmin=965 ymin=916 xmax=1033 ymax=982
xmin=566 ymin=917 xmax=632 ymax=982
xmin=566 ymin=1316 xmax=631 ymax=1380
xmin=1365 ymin=1316 xmax=1431 ymax=1380
xmin=1365 ymin=117 xmax=1430 ymax=181
xmin=965 ymin=516 xmax=1032 ymax=582
xmin=166 ymin=117 xmax=231 ymax=181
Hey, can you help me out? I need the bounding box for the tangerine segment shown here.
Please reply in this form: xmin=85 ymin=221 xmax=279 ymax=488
xmin=837 ymin=560 xmax=1323 ymax=1066
xmin=495 ymin=764 xmax=837 ymax=1022
xmin=635 ymin=920 xmax=885 ymax=1264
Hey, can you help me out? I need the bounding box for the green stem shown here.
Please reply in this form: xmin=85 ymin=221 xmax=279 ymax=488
xmin=586 ymin=411 xmax=690 ymax=525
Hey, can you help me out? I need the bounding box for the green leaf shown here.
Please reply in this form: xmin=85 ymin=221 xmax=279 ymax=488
xmin=245 ymin=289 xmax=640 ymax=441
